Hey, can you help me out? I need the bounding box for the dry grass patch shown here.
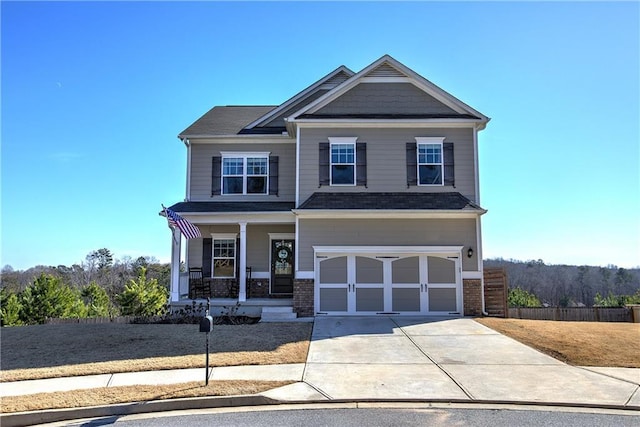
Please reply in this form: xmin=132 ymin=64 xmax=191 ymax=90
xmin=1 ymin=380 xmax=292 ymax=413
xmin=475 ymin=317 xmax=640 ymax=367
xmin=1 ymin=323 xmax=312 ymax=382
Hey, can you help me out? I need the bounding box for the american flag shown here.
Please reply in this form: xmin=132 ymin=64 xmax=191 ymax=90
xmin=164 ymin=207 xmax=202 ymax=239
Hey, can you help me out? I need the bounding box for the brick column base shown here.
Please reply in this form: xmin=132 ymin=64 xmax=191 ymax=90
xmin=293 ymin=279 xmax=314 ymax=317
xmin=463 ymin=279 xmax=482 ymax=316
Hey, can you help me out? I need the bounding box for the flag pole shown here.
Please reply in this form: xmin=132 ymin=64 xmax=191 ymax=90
xmin=162 ymin=204 xmax=179 ymax=246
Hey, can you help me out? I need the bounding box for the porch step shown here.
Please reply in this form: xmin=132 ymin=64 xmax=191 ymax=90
xmin=260 ymin=306 xmax=297 ymax=322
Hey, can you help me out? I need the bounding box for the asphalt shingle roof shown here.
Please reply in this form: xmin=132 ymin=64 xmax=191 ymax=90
xmin=296 ymin=192 xmax=484 ymax=211
xmin=178 ymin=106 xmax=277 ymax=137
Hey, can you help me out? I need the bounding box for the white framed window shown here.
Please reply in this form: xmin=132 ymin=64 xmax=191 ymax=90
xmin=212 ymin=233 xmax=237 ymax=278
xmin=221 ymin=152 xmax=269 ymax=195
xmin=329 ymin=137 xmax=357 ymax=185
xmin=416 ymin=137 xmax=444 ymax=186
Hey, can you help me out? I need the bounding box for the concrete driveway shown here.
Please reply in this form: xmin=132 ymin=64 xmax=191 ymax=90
xmin=299 ymin=316 xmax=640 ymax=406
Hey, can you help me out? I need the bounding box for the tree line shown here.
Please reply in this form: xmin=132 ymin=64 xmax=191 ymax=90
xmin=1 ymin=249 xmax=170 ymax=326
xmin=485 ymin=258 xmax=640 ymax=308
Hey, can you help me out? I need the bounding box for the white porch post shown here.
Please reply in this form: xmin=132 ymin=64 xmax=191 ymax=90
xmin=238 ymin=222 xmax=247 ymax=302
xmin=170 ymin=227 xmax=181 ymax=302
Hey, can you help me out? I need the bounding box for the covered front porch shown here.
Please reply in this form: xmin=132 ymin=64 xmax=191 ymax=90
xmin=167 ymin=203 xmax=297 ymax=311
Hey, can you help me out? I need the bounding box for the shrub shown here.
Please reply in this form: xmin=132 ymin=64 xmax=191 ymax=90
xmin=594 ymin=290 xmax=640 ymax=307
xmin=19 ymin=274 xmax=87 ymax=324
xmin=81 ymin=282 xmax=114 ymax=317
xmin=116 ymin=268 xmax=168 ymax=316
xmin=1 ymin=288 xmax=23 ymax=326
xmin=508 ymin=286 xmax=542 ymax=308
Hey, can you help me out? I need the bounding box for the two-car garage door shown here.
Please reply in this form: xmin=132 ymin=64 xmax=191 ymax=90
xmin=315 ymin=248 xmax=462 ymax=315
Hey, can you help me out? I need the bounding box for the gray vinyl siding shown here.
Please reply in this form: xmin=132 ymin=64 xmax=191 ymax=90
xmin=189 ymin=140 xmax=296 ymax=202
xmin=298 ymin=218 xmax=478 ymax=272
xmin=187 ymin=223 xmax=294 ymax=271
xmin=298 ymin=127 xmax=476 ymax=203
xmin=316 ymin=83 xmax=458 ymax=115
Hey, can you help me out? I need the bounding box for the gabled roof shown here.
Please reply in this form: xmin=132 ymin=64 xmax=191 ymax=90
xmin=178 ymin=55 xmax=489 ymax=140
xmin=178 ymin=106 xmax=277 ymax=138
xmin=243 ymin=65 xmax=355 ymax=130
xmin=285 ymin=54 xmax=489 ymax=130
xmin=297 ymin=192 xmax=485 ymax=212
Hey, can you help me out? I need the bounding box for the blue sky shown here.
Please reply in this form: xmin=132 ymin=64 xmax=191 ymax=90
xmin=2 ymin=1 xmax=638 ymax=270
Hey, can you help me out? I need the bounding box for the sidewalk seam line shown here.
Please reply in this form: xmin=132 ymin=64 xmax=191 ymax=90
xmin=106 ymin=373 xmax=114 ymax=388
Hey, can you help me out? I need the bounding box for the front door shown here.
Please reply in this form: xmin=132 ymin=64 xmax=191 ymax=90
xmin=271 ymin=240 xmax=294 ymax=294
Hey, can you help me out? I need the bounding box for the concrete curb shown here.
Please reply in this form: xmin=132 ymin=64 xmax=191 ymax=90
xmin=0 ymin=394 xmax=278 ymax=427
xmin=2 ymin=395 xmax=639 ymax=427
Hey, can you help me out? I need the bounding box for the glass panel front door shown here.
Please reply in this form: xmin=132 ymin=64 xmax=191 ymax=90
xmin=271 ymin=240 xmax=294 ymax=294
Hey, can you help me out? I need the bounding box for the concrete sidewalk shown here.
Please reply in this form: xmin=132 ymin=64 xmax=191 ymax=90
xmin=2 ymin=317 xmax=639 ymax=410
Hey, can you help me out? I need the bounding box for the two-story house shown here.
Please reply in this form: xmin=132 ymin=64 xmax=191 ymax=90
xmin=166 ymin=55 xmax=490 ymax=318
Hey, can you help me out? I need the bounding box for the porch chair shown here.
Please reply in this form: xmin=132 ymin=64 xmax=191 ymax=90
xmin=188 ymin=267 xmax=211 ymax=299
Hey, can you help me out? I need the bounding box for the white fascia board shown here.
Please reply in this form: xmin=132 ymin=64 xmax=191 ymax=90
xmin=179 ymin=212 xmax=295 ymax=224
xmin=313 ymin=245 xmax=464 ymax=255
xmin=180 ymin=135 xmax=293 ymax=142
xmin=462 ymin=271 xmax=483 ymax=279
xmin=293 ymin=210 xmax=486 ymax=219
xmin=245 ymin=65 xmax=355 ymax=129
xmin=293 ymin=119 xmax=483 ymax=129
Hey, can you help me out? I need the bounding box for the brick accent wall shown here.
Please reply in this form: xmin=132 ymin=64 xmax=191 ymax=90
xmin=463 ymin=279 xmax=482 ymax=316
xmin=209 ymin=278 xmax=238 ymax=298
xmin=293 ymin=279 xmax=314 ymax=317
xmin=247 ymin=278 xmax=270 ymax=299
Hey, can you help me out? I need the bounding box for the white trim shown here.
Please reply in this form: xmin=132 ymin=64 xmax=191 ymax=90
xmin=219 ymin=154 xmax=270 ymax=196
xmin=180 ymin=135 xmax=293 ymax=141
xmin=462 ymin=271 xmax=483 ymax=279
xmin=296 ymin=270 xmax=314 ymax=279
xmin=295 ymin=216 xmax=300 ymax=276
xmin=416 ymin=137 xmax=445 ymax=187
xmin=182 ymin=212 xmax=295 ymax=224
xmin=219 ymin=151 xmax=271 ymax=157
xmin=238 ymin=222 xmax=247 ymax=301
xmin=293 ymin=210 xmax=485 ymax=219
xmin=210 ymin=233 xmax=239 ymax=240
xmin=473 ymin=125 xmax=480 ymax=204
xmin=210 ymin=234 xmax=238 ymax=279
xmin=268 ymin=233 xmax=295 ymax=240
xmin=186 ymin=140 xmax=192 ymax=201
xmin=328 ymin=138 xmax=357 ymax=186
xmin=294 ymin=119 xmax=484 ymax=128
xmin=295 ymin=128 xmax=301 ymax=207
xmin=170 ymin=228 xmax=181 ymax=302
xmin=313 ymin=245 xmax=464 ymax=255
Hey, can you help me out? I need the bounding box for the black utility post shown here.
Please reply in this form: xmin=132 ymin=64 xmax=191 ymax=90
xmin=199 ymin=297 xmax=213 ymax=386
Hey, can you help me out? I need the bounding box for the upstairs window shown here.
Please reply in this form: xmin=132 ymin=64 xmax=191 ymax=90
xmin=416 ymin=137 xmax=445 ymax=186
xmin=319 ymin=138 xmax=367 ymax=187
xmin=221 ymin=153 xmax=269 ymax=195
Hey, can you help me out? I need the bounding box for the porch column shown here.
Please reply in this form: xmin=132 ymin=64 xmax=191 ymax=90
xmin=238 ymin=222 xmax=247 ymax=302
xmin=170 ymin=227 xmax=181 ymax=302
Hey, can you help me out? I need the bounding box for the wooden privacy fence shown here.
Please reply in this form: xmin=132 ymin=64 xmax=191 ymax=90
xmin=483 ymin=268 xmax=508 ymax=317
xmin=508 ymin=307 xmax=633 ymax=322
xmin=46 ymin=316 xmax=140 ymax=325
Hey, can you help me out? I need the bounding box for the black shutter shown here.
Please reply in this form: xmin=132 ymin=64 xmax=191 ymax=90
xmin=319 ymin=142 xmax=330 ymax=187
xmin=202 ymin=238 xmax=212 ymax=278
xmin=269 ymin=155 xmax=279 ymax=196
xmin=443 ymin=142 xmax=455 ymax=187
xmin=406 ymin=142 xmax=417 ymax=187
xmin=211 ymin=157 xmax=222 ymax=196
xmin=356 ymin=142 xmax=367 ymax=187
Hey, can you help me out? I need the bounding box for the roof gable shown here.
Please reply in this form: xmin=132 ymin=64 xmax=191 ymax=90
xmin=287 ymin=55 xmax=489 ymax=127
xmin=244 ymin=66 xmax=354 ymax=130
